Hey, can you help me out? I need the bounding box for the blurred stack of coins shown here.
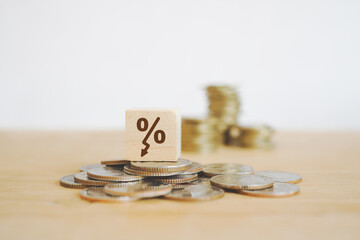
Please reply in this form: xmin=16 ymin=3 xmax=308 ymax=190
xmin=181 ymin=118 xmax=220 ymax=153
xmin=224 ymin=125 xmax=274 ymax=148
xmin=206 ymin=86 xmax=241 ymax=134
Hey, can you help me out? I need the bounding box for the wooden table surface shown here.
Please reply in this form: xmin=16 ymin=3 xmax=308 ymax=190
xmin=1 ymin=131 xmax=360 ymax=240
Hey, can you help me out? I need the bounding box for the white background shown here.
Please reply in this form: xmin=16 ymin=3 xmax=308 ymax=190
xmin=0 ymin=0 xmax=359 ymax=130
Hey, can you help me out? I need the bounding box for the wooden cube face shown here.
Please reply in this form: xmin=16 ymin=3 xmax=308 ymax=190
xmin=125 ymin=109 xmax=181 ymax=161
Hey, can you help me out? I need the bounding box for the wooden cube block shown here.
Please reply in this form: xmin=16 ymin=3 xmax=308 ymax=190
xmin=125 ymin=109 xmax=181 ymax=161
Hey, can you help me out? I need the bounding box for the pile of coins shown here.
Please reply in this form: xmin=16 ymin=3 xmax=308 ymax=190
xmin=206 ymin=86 xmax=241 ymax=134
xmin=181 ymin=118 xmax=220 ymax=153
xmin=60 ymin=160 xmax=301 ymax=202
xmin=224 ymin=125 xmax=274 ymax=148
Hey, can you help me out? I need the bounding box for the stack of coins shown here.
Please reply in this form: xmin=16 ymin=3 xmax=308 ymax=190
xmin=181 ymin=118 xmax=221 ymax=153
xmin=206 ymin=86 xmax=241 ymax=135
xmin=224 ymin=125 xmax=274 ymax=148
xmin=60 ymin=160 xmax=302 ymax=201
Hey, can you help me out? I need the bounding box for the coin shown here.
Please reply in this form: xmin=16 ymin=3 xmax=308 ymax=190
xmin=80 ymin=187 xmax=138 ymax=202
xmin=124 ymin=165 xmax=183 ymax=177
xmin=203 ymin=163 xmax=254 ymax=177
xmin=224 ymin=125 xmax=274 ymax=149
xmin=182 ymin=117 xmax=221 ymax=153
xmin=155 ymin=173 xmax=198 ymax=184
xmin=181 ymin=162 xmax=203 ymax=175
xmin=101 ymin=159 xmax=130 ymax=166
xmin=104 ymin=181 xmax=172 ymax=198
xmin=164 ymin=185 xmax=225 ymax=201
xmin=60 ymin=174 xmax=86 ymax=189
xmin=74 ymin=172 xmax=112 ymax=186
xmin=80 ymin=164 xmax=103 ymax=172
xmin=255 ymin=171 xmax=302 ymax=184
xmin=240 ymin=182 xmax=300 ymax=198
xmin=206 ymin=85 xmax=241 ymax=134
xmin=129 ymin=159 xmax=192 ymax=173
xmin=172 ymin=177 xmax=210 ymax=189
xmin=87 ymin=166 xmax=144 ymax=182
xmin=210 ymin=174 xmax=274 ymax=190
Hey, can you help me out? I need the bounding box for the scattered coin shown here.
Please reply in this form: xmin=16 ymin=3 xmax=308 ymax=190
xmin=203 ymin=163 xmax=254 ymax=177
xmin=80 ymin=164 xmax=103 ymax=172
xmin=74 ymin=172 xmax=112 ymax=186
xmin=124 ymin=165 xmax=183 ymax=177
xmin=155 ymin=173 xmax=198 ymax=184
xmin=210 ymin=174 xmax=274 ymax=190
xmin=87 ymin=166 xmax=144 ymax=182
xmin=239 ymin=182 xmax=300 ymax=198
xmin=255 ymin=171 xmax=302 ymax=184
xmin=80 ymin=187 xmax=138 ymax=203
xmin=60 ymin=174 xmax=86 ymax=189
xmin=164 ymin=185 xmax=225 ymax=201
xmin=181 ymin=162 xmax=203 ymax=175
xmin=101 ymin=159 xmax=130 ymax=166
xmin=104 ymin=181 xmax=172 ymax=198
xmin=129 ymin=159 xmax=192 ymax=172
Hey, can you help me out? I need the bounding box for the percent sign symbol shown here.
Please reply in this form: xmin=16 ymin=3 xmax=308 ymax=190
xmin=137 ymin=117 xmax=166 ymax=157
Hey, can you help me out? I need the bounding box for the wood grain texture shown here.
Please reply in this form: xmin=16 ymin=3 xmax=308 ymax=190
xmin=126 ymin=109 xmax=181 ymax=161
xmin=0 ymin=131 xmax=360 ymax=240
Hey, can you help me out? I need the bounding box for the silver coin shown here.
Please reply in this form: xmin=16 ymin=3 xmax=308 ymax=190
xmin=164 ymin=185 xmax=225 ymax=201
xmin=129 ymin=159 xmax=192 ymax=172
xmin=124 ymin=165 xmax=182 ymax=176
xmin=101 ymin=159 xmax=130 ymax=166
xmin=155 ymin=173 xmax=198 ymax=184
xmin=240 ymin=182 xmax=300 ymax=197
xmin=80 ymin=164 xmax=103 ymax=172
xmin=210 ymin=174 xmax=274 ymax=190
xmin=74 ymin=172 xmax=112 ymax=186
xmin=255 ymin=171 xmax=302 ymax=184
xmin=203 ymin=163 xmax=254 ymax=177
xmin=87 ymin=166 xmax=143 ymax=182
xmin=80 ymin=187 xmax=138 ymax=202
xmin=180 ymin=162 xmax=203 ymax=175
xmin=104 ymin=181 xmax=172 ymax=198
xmin=59 ymin=174 xmax=86 ymax=189
xmin=172 ymin=177 xmax=210 ymax=189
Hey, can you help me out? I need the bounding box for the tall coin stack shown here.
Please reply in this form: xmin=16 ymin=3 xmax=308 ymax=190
xmin=206 ymin=86 xmax=241 ymax=136
xmin=181 ymin=118 xmax=221 ymax=153
xmin=224 ymin=125 xmax=274 ymax=148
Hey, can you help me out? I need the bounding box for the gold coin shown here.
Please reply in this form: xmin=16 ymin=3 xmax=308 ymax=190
xmin=74 ymin=172 xmax=112 ymax=186
xmin=129 ymin=159 xmax=192 ymax=172
xmin=164 ymin=185 xmax=225 ymax=201
xmin=59 ymin=174 xmax=86 ymax=189
xmin=124 ymin=165 xmax=183 ymax=177
xmin=255 ymin=171 xmax=302 ymax=184
xmin=203 ymin=163 xmax=254 ymax=177
xmin=210 ymin=174 xmax=273 ymax=190
xmin=80 ymin=164 xmax=103 ymax=172
xmin=87 ymin=166 xmax=143 ymax=182
xmin=104 ymin=181 xmax=172 ymax=198
xmin=239 ymin=182 xmax=300 ymax=198
xmin=101 ymin=159 xmax=130 ymax=166
xmin=80 ymin=187 xmax=138 ymax=203
xmin=155 ymin=173 xmax=198 ymax=184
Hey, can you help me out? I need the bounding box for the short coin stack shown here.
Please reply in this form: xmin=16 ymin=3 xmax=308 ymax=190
xmin=181 ymin=118 xmax=221 ymax=153
xmin=206 ymin=86 xmax=241 ymax=135
xmin=224 ymin=125 xmax=274 ymax=149
xmin=60 ymin=161 xmax=301 ymax=202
